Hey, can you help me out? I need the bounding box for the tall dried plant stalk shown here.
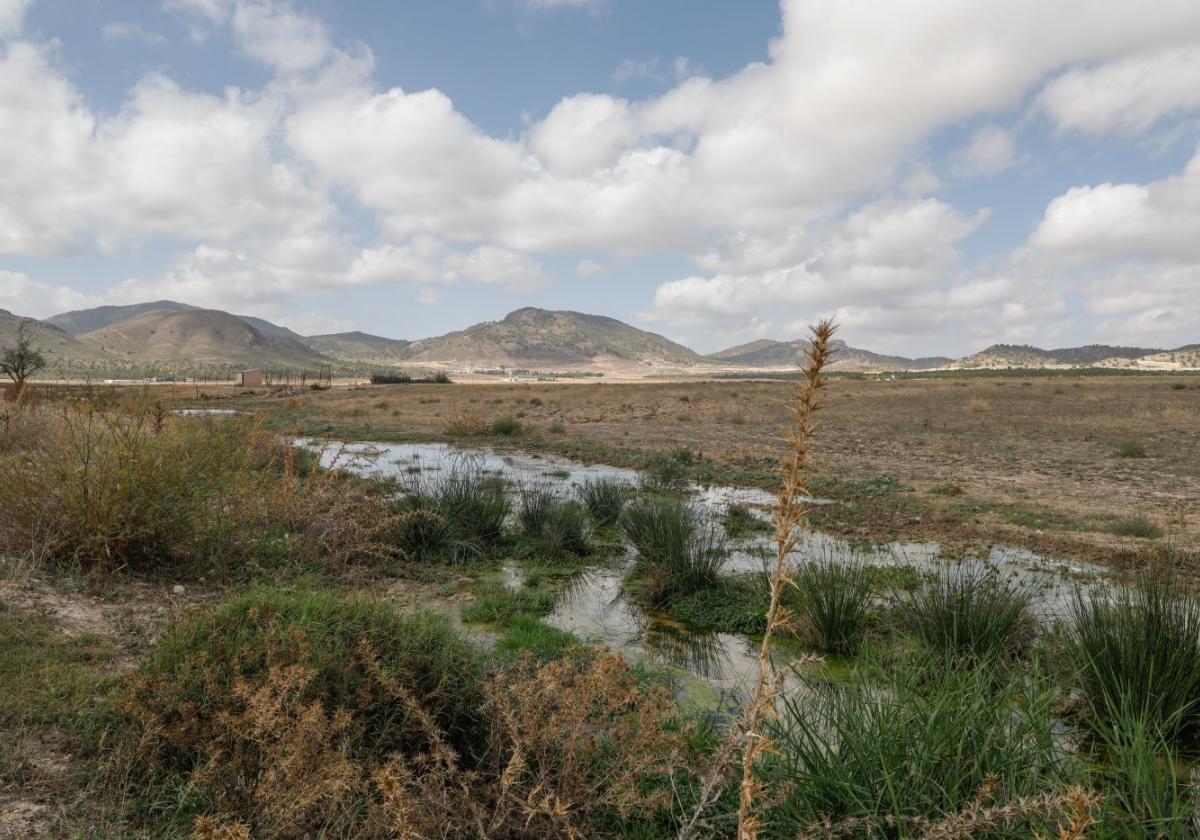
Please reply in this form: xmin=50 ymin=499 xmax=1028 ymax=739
xmin=737 ymin=319 xmax=836 ymax=839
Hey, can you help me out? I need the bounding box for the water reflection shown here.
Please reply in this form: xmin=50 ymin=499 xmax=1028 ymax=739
xmin=299 ymin=436 xmax=1108 ymax=700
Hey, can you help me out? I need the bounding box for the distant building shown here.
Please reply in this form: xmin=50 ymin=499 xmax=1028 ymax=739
xmin=235 ymin=368 xmax=266 ymax=387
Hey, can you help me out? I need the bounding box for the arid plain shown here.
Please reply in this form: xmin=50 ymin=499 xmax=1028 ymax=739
xmin=228 ymin=373 xmax=1200 ymax=564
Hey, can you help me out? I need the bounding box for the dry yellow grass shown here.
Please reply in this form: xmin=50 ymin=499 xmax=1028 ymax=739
xmin=66 ymin=373 xmax=1200 ymax=558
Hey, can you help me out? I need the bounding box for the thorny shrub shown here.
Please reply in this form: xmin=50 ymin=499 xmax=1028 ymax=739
xmin=117 ymin=590 xmax=692 ymax=839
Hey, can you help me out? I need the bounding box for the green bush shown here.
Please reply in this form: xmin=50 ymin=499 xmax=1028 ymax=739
xmin=490 ymin=416 xmax=523 ymax=436
xmin=0 ymin=402 xmax=400 ymax=576
xmin=765 ymin=660 xmax=1071 ymax=836
xmin=1065 ymin=573 xmax=1200 ymax=741
xmin=640 ymin=452 xmax=691 ymax=494
xmin=0 ymin=405 xmax=253 ymax=570
xmin=119 ymin=589 xmax=488 ymax=830
xmin=620 ymin=496 xmax=728 ymax=604
xmin=576 ymin=477 xmax=630 ymax=527
xmin=793 ymin=555 xmax=872 ymax=655
xmin=1109 ymin=516 xmax=1163 ymax=539
xmin=902 ymin=563 xmax=1034 ymax=665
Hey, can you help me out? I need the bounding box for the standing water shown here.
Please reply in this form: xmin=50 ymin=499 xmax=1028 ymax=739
xmin=301 ymin=438 xmax=1106 ymax=702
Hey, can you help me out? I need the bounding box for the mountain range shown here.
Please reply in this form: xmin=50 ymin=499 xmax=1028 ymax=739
xmin=3 ymin=301 xmax=1198 ymax=375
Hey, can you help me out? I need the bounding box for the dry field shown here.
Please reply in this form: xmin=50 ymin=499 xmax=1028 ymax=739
xmin=215 ymin=373 xmax=1200 ymax=563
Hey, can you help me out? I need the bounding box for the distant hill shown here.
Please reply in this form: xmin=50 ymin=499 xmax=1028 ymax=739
xmin=76 ymin=308 xmax=331 ymax=367
xmin=707 ymin=338 xmax=950 ymax=371
xmin=20 ymin=300 xmax=1200 ymax=375
xmin=0 ymin=308 xmax=106 ymax=362
xmin=956 ymin=343 xmax=1164 ymax=369
xmin=400 ymin=307 xmax=704 ymax=368
xmin=47 ymin=300 xmax=198 ymax=335
xmin=307 ymin=331 xmax=412 ymax=365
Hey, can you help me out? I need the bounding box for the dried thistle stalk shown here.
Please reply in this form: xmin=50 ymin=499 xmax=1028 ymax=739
xmin=736 ymin=319 xmax=837 ymax=840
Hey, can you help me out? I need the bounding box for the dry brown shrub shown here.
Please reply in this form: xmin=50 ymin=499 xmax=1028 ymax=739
xmin=126 ymin=597 xmax=689 ymax=839
xmin=365 ymin=651 xmax=691 ymax=838
xmin=190 ymin=816 xmax=252 ymax=840
xmin=220 ymin=664 xmax=361 ymax=836
xmin=0 ymin=396 xmax=403 ymax=574
xmin=482 ymin=652 xmax=688 ymax=836
xmin=965 ymin=398 xmax=992 ymax=413
xmin=444 ymin=408 xmax=489 ymax=435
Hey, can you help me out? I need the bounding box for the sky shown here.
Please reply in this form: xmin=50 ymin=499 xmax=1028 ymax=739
xmin=2 ymin=0 xmax=1199 ymax=355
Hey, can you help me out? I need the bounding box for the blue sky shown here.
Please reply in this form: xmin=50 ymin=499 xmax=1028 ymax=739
xmin=2 ymin=0 xmax=1200 ymax=355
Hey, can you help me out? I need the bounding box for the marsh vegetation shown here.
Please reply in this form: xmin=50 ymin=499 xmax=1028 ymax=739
xmin=2 ymin=372 xmax=1199 ymax=837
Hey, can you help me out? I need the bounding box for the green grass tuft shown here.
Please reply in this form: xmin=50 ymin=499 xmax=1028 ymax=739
xmin=490 ymin=416 xmax=523 ymax=436
xmin=793 ymin=555 xmax=872 ymax=655
xmin=517 ymin=486 xmax=591 ymax=558
xmin=902 ymin=563 xmax=1034 ymax=665
xmin=397 ymin=463 xmax=511 ymax=563
xmin=620 ymin=496 xmax=728 ymax=605
xmin=575 ymin=477 xmax=630 ymax=528
xmin=495 ymin=614 xmax=579 ymax=661
xmin=1109 ymin=516 xmax=1163 ymax=539
xmin=1114 ymin=439 xmax=1148 ymax=458
xmin=1065 ymin=572 xmax=1200 ymax=741
xmin=463 ymin=582 xmax=555 ymax=626
xmin=765 ymin=659 xmax=1070 ymax=835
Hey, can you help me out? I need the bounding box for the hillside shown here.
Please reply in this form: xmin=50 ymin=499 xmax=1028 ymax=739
xmin=0 ymin=309 xmax=107 ymax=363
xmin=76 ymin=308 xmax=331 ymax=367
xmin=400 ymin=307 xmax=704 ymax=368
xmin=307 ymin=331 xmax=412 ymax=365
xmin=21 ymin=300 xmax=1200 ymax=375
xmin=46 ymin=300 xmax=199 ymax=335
xmin=956 ymin=343 xmax=1164 ymax=369
xmin=1132 ymin=345 xmax=1200 ymax=370
xmin=707 ymin=338 xmax=950 ymax=371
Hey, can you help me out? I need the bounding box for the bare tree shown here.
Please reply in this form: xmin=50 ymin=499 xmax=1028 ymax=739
xmin=0 ymin=322 xmax=47 ymax=386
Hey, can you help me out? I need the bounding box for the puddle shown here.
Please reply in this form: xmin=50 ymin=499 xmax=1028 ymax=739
xmin=301 ymin=437 xmax=1108 ymax=703
xmin=172 ymin=408 xmax=243 ymax=416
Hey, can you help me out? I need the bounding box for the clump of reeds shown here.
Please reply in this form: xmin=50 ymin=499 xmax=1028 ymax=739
xmin=517 ymin=485 xmax=591 ymax=558
xmin=1064 ymin=571 xmax=1200 ymax=741
xmin=764 ymin=660 xmax=1076 ymax=836
xmin=901 ymin=563 xmax=1034 ymax=666
xmin=575 ymin=477 xmax=629 ymax=527
xmin=620 ymin=495 xmax=728 ymax=604
xmin=397 ymin=462 xmax=511 ymax=563
xmin=793 ymin=553 xmax=872 ymax=655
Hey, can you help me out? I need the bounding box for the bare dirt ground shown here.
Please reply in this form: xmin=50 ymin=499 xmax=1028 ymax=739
xmin=200 ymin=373 xmax=1200 ymax=564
